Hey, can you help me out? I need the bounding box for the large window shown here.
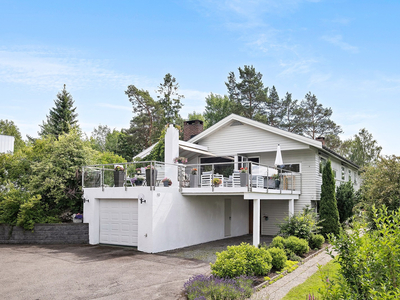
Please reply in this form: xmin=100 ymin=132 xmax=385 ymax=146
xmin=348 ymin=170 xmax=352 ymax=182
xmin=341 ymin=166 xmax=345 ymax=180
xmin=319 ymin=157 xmax=327 ymax=174
xmin=279 ymin=164 xmax=300 ymax=173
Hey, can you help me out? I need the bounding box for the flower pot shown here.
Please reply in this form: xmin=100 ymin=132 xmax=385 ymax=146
xmin=145 ymin=169 xmax=158 ymax=186
xmin=240 ymin=173 xmax=248 ymax=187
xmin=190 ymin=175 xmax=198 ymax=187
xmin=214 ymin=184 xmax=220 ymax=188
xmin=163 ymin=181 xmax=169 ymax=187
xmin=135 ymin=181 xmax=143 ymax=186
xmin=114 ymin=171 xmax=125 ymax=187
xmin=73 ymin=218 xmax=82 ymax=223
xmin=275 ymin=179 xmax=280 ymax=189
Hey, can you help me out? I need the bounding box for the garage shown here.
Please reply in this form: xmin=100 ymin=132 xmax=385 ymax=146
xmin=99 ymin=199 xmax=138 ymax=246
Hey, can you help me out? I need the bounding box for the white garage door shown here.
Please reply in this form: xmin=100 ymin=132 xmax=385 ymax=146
xmin=100 ymin=199 xmax=138 ymax=246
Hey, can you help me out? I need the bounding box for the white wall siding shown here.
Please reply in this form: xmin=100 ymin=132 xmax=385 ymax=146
xmin=261 ymin=200 xmax=289 ymax=235
xmin=0 ymin=135 xmax=14 ymax=154
xmin=199 ymin=123 xmax=309 ymax=156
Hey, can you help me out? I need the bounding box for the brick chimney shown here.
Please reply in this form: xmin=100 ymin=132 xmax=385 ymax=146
xmin=183 ymin=120 xmax=204 ymax=141
xmin=316 ymin=136 xmax=325 ymax=146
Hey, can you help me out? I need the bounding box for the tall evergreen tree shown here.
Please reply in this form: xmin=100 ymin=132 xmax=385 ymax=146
xmin=156 ymin=73 xmax=184 ymax=125
xmin=279 ymin=92 xmax=303 ymax=134
xmin=225 ymin=65 xmax=267 ymax=119
xmin=39 ymin=85 xmax=79 ymax=138
xmin=336 ymin=181 xmax=355 ymax=223
xmin=319 ymin=160 xmax=340 ymax=236
xmin=300 ymin=92 xmax=342 ymax=139
xmin=266 ymin=86 xmax=282 ymax=127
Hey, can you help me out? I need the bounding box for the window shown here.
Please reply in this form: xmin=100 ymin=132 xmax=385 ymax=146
xmin=333 ymin=169 xmax=337 ymax=178
xmin=354 ymin=173 xmax=358 ymax=185
xmin=319 ymin=157 xmax=327 ymax=174
xmin=279 ymin=164 xmax=300 ymax=173
xmin=348 ymin=170 xmax=352 ymax=182
xmin=341 ymin=166 xmax=345 ymax=180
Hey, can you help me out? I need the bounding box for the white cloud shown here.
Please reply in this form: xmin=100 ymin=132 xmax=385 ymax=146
xmin=321 ymin=35 xmax=359 ymax=53
xmin=98 ymin=103 xmax=132 ymax=111
xmin=279 ymin=59 xmax=318 ymax=76
xmin=0 ymin=46 xmax=141 ymax=90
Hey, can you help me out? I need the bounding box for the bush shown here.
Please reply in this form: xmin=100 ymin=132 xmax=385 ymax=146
xmin=211 ymin=243 xmax=272 ymax=278
xmin=284 ymin=236 xmax=309 ymax=256
xmin=278 ymin=206 xmax=320 ymax=241
xmin=184 ymin=274 xmax=253 ymax=300
xmin=268 ymin=247 xmax=287 ymax=270
xmin=286 ymin=251 xmax=303 ymax=262
xmin=336 ymin=181 xmax=355 ymax=223
xmin=309 ymin=234 xmax=325 ymax=249
xmin=271 ymin=236 xmax=285 ymax=249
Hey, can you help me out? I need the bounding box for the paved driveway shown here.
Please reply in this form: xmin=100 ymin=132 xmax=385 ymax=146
xmin=0 ymin=244 xmax=210 ymax=300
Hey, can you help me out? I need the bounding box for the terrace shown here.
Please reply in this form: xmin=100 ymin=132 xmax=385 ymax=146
xmin=82 ymin=160 xmax=302 ymax=197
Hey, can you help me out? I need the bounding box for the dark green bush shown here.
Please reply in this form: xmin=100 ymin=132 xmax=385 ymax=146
xmin=271 ymin=236 xmax=285 ymax=249
xmin=278 ymin=206 xmax=320 ymax=240
xmin=286 ymin=251 xmax=303 ymax=262
xmin=309 ymin=234 xmax=325 ymax=249
xmin=268 ymin=247 xmax=287 ymax=270
xmin=284 ymin=236 xmax=309 ymax=256
xmin=211 ymin=243 xmax=272 ymax=278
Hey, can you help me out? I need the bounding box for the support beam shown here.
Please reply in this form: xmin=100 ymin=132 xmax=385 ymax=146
xmin=289 ymin=198 xmax=294 ymax=218
xmin=253 ymin=199 xmax=260 ymax=247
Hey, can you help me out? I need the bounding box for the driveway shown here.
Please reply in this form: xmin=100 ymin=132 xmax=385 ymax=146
xmin=0 ymin=244 xmax=210 ymax=300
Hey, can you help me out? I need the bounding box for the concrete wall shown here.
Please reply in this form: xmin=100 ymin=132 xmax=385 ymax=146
xmin=0 ymin=223 xmax=88 ymax=244
xmin=83 ymin=186 xmax=249 ymax=253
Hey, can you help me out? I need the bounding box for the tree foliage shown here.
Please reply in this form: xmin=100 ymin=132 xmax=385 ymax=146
xmin=225 ymin=65 xmax=267 ymax=120
xmin=39 ymin=85 xmax=79 ymax=138
xmin=361 ymin=155 xmax=400 ymax=225
xmin=344 ymin=128 xmax=381 ymax=167
xmin=319 ymin=160 xmax=340 ymax=236
xmin=300 ymin=92 xmax=342 ymax=139
xmin=0 ymin=119 xmax=25 ymax=151
xmin=336 ymin=181 xmax=355 ymax=223
xmin=156 ymin=73 xmax=184 ymax=125
xmin=204 ymin=93 xmax=235 ymax=128
xmin=279 ymin=92 xmax=303 ymax=134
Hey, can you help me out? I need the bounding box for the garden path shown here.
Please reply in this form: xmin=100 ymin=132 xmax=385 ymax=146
xmin=251 ymin=249 xmax=334 ymax=300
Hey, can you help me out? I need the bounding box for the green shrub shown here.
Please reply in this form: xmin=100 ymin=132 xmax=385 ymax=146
xmin=309 ymin=234 xmax=325 ymax=249
xmin=278 ymin=206 xmax=320 ymax=240
xmin=286 ymin=251 xmax=303 ymax=262
xmin=271 ymin=236 xmax=285 ymax=249
xmin=211 ymin=242 xmax=272 ymax=278
xmin=268 ymin=247 xmax=287 ymax=270
xmin=284 ymin=236 xmax=309 ymax=256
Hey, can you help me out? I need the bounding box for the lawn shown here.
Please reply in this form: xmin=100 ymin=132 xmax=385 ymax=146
xmin=282 ymin=259 xmax=340 ymax=300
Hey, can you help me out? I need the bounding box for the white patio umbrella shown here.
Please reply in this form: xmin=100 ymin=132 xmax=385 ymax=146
xmin=274 ymin=144 xmax=283 ymax=167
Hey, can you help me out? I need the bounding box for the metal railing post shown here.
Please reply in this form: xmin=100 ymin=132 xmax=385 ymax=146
xmin=279 ymin=168 xmax=282 ymax=194
xmin=101 ymin=166 xmax=104 ymax=192
xmin=124 ymin=163 xmax=128 ymax=191
xmin=211 ymin=164 xmax=214 ymax=192
xmin=248 ymin=162 xmax=252 ymax=192
xmin=291 ymin=172 xmax=293 ymax=194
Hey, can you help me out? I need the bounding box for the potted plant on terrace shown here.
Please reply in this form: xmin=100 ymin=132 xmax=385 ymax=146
xmin=145 ymin=165 xmax=157 ymax=186
xmin=162 ymin=177 xmax=172 ymax=187
xmin=240 ymin=167 xmax=248 ymax=187
xmin=174 ymin=156 xmax=187 ymax=164
xmin=131 ymin=175 xmax=145 ymax=186
xmin=213 ymin=177 xmax=222 ymax=187
xmin=114 ymin=165 xmax=125 ymax=187
xmin=190 ymin=168 xmax=198 ymax=188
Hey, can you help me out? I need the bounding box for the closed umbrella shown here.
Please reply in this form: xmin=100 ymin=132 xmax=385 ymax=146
xmin=274 ymin=144 xmax=283 ymax=167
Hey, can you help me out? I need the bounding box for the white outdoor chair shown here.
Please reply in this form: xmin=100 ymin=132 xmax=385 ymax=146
xmin=201 ymin=171 xmax=223 ymax=187
xmin=252 ymin=175 xmax=264 ymax=188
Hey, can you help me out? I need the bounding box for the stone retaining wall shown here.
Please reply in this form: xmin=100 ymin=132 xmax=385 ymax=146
xmin=0 ymin=223 xmax=89 ymax=244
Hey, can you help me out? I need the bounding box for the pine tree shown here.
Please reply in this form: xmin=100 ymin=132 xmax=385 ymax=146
xmin=266 ymin=86 xmax=282 ymax=127
xmin=39 ymin=85 xmax=79 ymax=138
xmin=319 ymin=160 xmax=340 ymax=236
xmin=156 ymin=73 xmax=184 ymax=125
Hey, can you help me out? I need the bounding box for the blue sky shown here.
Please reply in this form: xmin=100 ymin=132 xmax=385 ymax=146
xmin=0 ymin=0 xmax=399 ymax=155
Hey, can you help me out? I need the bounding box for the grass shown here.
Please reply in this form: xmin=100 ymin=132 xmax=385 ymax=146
xmin=281 ymin=259 xmax=340 ymax=300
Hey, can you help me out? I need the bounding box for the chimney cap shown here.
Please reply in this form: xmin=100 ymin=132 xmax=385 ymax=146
xmin=184 ymin=119 xmax=203 ymax=125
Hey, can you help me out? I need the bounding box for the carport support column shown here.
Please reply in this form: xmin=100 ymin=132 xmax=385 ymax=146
xmin=289 ymin=198 xmax=294 ymax=219
xmin=253 ymin=199 xmax=261 ymax=247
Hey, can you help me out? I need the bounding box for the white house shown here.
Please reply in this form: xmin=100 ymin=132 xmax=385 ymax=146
xmin=83 ymin=114 xmax=359 ymax=253
xmin=0 ymin=135 xmax=15 ymax=154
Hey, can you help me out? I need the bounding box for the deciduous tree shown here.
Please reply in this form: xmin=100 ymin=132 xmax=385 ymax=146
xmin=204 ymin=93 xmax=235 ymax=128
xmin=0 ymin=119 xmax=25 ymax=151
xmin=156 ymin=73 xmax=184 ymax=125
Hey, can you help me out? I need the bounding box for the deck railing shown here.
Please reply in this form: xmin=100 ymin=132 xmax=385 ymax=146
xmin=82 ymin=160 xmax=301 ymax=194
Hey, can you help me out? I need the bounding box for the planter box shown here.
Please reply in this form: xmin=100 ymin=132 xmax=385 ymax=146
xmin=146 ymin=169 xmax=158 ymax=186
xmin=189 ymin=174 xmax=198 ymax=187
xmin=240 ymin=173 xmax=248 ymax=187
xmin=114 ymin=171 xmax=125 ymax=187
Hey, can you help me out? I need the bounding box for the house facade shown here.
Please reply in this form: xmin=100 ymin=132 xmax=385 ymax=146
xmin=83 ymin=114 xmax=359 ymax=253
